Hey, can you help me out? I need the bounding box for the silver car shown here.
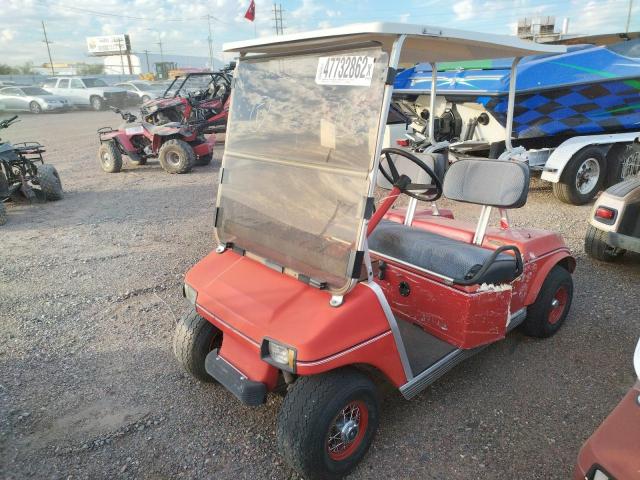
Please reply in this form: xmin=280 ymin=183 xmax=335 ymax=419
xmin=115 ymin=81 xmax=164 ymax=104
xmin=0 ymin=86 xmax=70 ymax=114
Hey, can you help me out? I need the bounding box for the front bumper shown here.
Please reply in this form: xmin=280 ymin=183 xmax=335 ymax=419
xmin=205 ymin=349 xmax=267 ymax=406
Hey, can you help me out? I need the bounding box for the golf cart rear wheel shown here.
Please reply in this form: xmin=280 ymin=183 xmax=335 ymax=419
xmin=36 ymin=164 xmax=63 ymax=201
xmin=520 ymin=265 xmax=573 ymax=338
xmin=173 ymin=308 xmax=222 ymax=383
xmin=553 ymin=148 xmax=605 ymax=205
xmin=158 ymin=139 xmax=194 ymax=174
xmin=276 ymin=368 xmax=379 ymax=480
xmin=98 ymin=141 xmax=122 ymax=173
xmin=29 ymin=101 xmax=42 ymax=114
xmin=584 ymin=225 xmax=626 ymax=262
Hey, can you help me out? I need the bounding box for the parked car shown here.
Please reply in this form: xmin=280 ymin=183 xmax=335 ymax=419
xmin=42 ymin=77 xmax=127 ymax=111
xmin=0 ymin=86 xmax=70 ymax=114
xmin=573 ymin=338 xmax=640 ymax=480
xmin=114 ymin=81 xmax=164 ymax=104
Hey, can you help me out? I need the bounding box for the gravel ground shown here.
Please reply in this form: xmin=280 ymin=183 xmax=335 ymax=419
xmin=1 ymin=110 xmax=639 ymax=480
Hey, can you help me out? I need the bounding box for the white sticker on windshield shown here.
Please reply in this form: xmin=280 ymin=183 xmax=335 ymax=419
xmin=316 ymin=55 xmax=375 ymax=86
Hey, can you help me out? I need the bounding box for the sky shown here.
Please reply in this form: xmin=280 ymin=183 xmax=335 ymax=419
xmin=0 ymin=0 xmax=638 ymax=66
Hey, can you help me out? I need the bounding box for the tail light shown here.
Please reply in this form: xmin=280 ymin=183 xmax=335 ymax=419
xmin=396 ymin=139 xmax=410 ymax=147
xmin=595 ymin=207 xmax=616 ymax=220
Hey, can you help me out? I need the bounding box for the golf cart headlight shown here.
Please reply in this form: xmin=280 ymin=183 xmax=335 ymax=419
xmin=261 ymin=338 xmax=296 ymax=373
xmin=183 ymin=283 xmax=197 ymax=306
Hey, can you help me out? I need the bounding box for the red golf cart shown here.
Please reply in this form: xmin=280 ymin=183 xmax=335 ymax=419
xmin=173 ymin=24 xmax=572 ymax=479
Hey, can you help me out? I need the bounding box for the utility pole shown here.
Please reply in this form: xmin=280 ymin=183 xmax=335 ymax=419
xmin=157 ymin=37 xmax=164 ymax=63
xmin=272 ymin=4 xmax=284 ymax=35
xmin=625 ymin=0 xmax=634 ymax=34
xmin=143 ymin=49 xmax=150 ymax=73
xmin=117 ymin=38 xmax=125 ymax=75
xmin=41 ymin=20 xmax=55 ymax=76
xmin=205 ymin=14 xmax=215 ymax=71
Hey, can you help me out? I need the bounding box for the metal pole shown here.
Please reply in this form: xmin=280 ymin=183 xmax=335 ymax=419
xmin=144 ymin=49 xmax=150 ymax=72
xmin=41 ymin=21 xmax=55 ymax=76
xmin=428 ymin=62 xmax=437 ymax=146
xmin=118 ymin=39 xmax=125 ymax=75
xmin=626 ymin=0 xmax=634 ymax=34
xmin=206 ymin=15 xmax=214 ymax=70
xmin=505 ymin=57 xmax=521 ymax=152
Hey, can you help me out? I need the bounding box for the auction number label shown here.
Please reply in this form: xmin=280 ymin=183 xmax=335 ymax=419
xmin=316 ymin=55 xmax=375 ymax=86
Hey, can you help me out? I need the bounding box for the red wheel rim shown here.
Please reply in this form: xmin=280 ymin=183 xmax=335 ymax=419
xmin=326 ymin=400 xmax=369 ymax=461
xmin=548 ymin=286 xmax=569 ymax=325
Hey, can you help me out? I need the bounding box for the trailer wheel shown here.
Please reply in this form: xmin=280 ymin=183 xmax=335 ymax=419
xmin=173 ymin=308 xmax=222 ymax=382
xmin=553 ymin=148 xmax=605 ymax=205
xmin=97 ymin=141 xmax=122 ymax=173
xmin=0 ymin=202 xmax=6 ymax=226
xmin=277 ymin=368 xmax=379 ymax=480
xmin=584 ymin=225 xmax=625 ymax=262
xmin=36 ymin=164 xmax=63 ymax=201
xmin=520 ymin=265 xmax=573 ymax=338
xmin=158 ymin=139 xmax=194 ymax=174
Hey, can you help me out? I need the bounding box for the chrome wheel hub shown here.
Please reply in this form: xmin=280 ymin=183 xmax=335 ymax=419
xmin=340 ymin=420 xmax=359 ymax=443
xmin=576 ymin=158 xmax=600 ymax=194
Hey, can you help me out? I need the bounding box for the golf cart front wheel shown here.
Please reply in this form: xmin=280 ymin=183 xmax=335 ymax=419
xmin=553 ymin=148 xmax=605 ymax=205
xmin=98 ymin=141 xmax=123 ymax=173
xmin=584 ymin=225 xmax=625 ymax=262
xmin=36 ymin=164 xmax=63 ymax=201
xmin=276 ymin=368 xmax=379 ymax=480
xmin=520 ymin=265 xmax=573 ymax=338
xmin=173 ymin=308 xmax=222 ymax=382
xmin=158 ymin=139 xmax=195 ymax=174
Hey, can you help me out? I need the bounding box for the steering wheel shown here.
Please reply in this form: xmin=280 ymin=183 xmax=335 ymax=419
xmin=379 ymin=147 xmax=443 ymax=201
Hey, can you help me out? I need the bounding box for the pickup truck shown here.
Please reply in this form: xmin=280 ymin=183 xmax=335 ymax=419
xmin=43 ymin=77 xmax=128 ymax=111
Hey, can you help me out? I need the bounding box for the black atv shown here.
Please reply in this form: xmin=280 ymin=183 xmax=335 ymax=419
xmin=0 ymin=115 xmax=63 ymax=225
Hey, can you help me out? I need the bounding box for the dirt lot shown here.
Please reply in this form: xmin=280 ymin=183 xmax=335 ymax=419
xmin=1 ymin=110 xmax=639 ymax=480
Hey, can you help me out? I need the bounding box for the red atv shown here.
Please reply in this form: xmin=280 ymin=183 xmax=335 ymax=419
xmin=97 ymin=108 xmax=215 ymax=174
xmin=140 ymin=68 xmax=232 ymax=134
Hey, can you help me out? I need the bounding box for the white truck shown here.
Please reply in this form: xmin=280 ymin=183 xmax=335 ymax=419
xmin=43 ymin=77 xmax=128 ymax=111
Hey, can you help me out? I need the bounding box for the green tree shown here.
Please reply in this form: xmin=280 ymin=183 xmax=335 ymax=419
xmin=78 ymin=63 xmax=104 ymax=75
xmin=18 ymin=61 xmax=33 ymax=74
xmin=0 ymin=64 xmax=18 ymax=74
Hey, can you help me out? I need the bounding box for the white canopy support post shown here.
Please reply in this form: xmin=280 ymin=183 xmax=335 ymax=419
xmin=428 ymin=61 xmax=437 ymax=146
xmin=504 ymin=57 xmax=521 ymax=153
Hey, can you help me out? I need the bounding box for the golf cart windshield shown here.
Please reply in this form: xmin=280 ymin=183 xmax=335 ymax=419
xmin=215 ymin=46 xmax=388 ymax=293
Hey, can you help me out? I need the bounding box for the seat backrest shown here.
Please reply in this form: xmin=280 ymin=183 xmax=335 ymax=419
xmin=443 ymin=158 xmax=529 ymax=208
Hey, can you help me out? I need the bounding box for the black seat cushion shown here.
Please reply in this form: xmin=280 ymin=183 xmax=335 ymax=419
xmin=369 ymin=221 xmax=519 ymax=285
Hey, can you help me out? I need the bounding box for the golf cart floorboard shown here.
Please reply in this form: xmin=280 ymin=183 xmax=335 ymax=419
xmin=397 ymin=318 xmax=456 ymax=374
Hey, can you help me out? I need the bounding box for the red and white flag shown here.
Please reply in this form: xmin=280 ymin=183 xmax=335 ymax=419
xmin=244 ymin=0 xmax=256 ymax=21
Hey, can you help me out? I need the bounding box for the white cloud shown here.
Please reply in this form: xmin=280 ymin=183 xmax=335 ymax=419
xmin=453 ymin=0 xmax=474 ymax=21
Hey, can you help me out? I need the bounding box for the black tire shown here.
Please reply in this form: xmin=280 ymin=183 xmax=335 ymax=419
xmin=553 ymin=148 xmax=605 ymax=205
xmin=0 ymin=170 xmax=8 ymax=198
xmin=36 ymin=164 xmax=63 ymax=201
xmin=29 ymin=101 xmax=42 ymax=114
xmin=158 ymin=139 xmax=194 ymax=174
xmin=0 ymin=202 xmax=6 ymax=226
xmin=90 ymin=96 xmax=104 ymax=111
xmin=173 ymin=308 xmax=222 ymax=382
xmin=584 ymin=225 xmax=625 ymax=262
xmin=97 ymin=141 xmax=122 ymax=173
xmin=520 ymin=265 xmax=573 ymax=338
xmin=277 ymin=368 xmax=379 ymax=480
xmin=195 ymin=154 xmax=212 ymax=166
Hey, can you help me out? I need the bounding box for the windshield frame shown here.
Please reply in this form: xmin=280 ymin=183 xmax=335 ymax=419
xmin=214 ymin=42 xmax=398 ymax=296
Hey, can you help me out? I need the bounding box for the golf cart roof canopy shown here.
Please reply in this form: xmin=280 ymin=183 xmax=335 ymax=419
xmin=223 ymin=22 xmax=566 ymax=62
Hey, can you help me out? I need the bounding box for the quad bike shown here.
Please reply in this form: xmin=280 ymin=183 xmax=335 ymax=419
xmin=97 ymin=108 xmax=215 ymax=174
xmin=140 ymin=67 xmax=233 ymax=134
xmin=170 ymin=25 xmax=572 ymax=480
xmin=0 ymin=115 xmax=63 ymax=225
xmin=584 ymin=140 xmax=640 ymax=262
